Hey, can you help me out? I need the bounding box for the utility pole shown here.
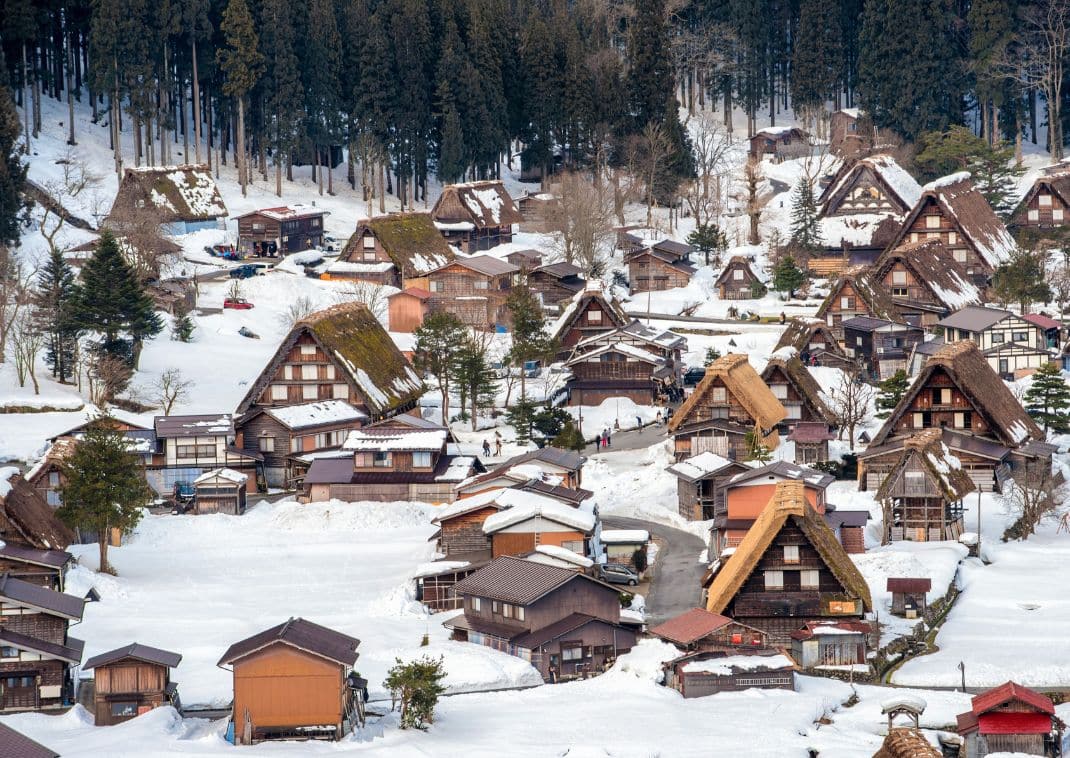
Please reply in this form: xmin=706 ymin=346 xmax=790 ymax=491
xmin=958 ymin=661 xmax=966 ymax=693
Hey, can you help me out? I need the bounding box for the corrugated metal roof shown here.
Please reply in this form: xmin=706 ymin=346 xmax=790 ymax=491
xmin=885 ymin=578 xmax=932 ymax=593
xmin=218 ymin=617 xmax=359 ymax=667
xmin=0 ymin=573 xmax=84 ymax=620
xmin=0 ymin=722 xmax=59 ymax=758
xmin=84 ymin=642 xmax=182 ymax=670
xmin=649 ymin=608 xmax=733 ymax=645
xmin=453 ymin=556 xmax=614 ymax=605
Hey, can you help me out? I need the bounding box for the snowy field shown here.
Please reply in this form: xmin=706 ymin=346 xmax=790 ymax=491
xmin=65 ymin=499 xmax=542 ymax=708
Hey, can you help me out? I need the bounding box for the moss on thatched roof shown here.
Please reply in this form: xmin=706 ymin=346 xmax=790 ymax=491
xmin=816 ymin=267 xmax=901 ymax=323
xmin=874 ymin=429 xmax=976 ymax=502
xmin=774 ymin=319 xmax=847 ymax=358
xmin=706 ymin=480 xmax=872 ymax=615
xmin=109 ymin=164 xmax=227 ymax=223
xmin=343 ymin=213 xmax=454 ymax=275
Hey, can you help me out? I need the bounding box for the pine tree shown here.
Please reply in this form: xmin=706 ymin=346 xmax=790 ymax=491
xmin=58 ymin=413 xmax=151 ymax=575
xmin=171 ymin=304 xmax=195 ymax=342
xmin=70 ymin=230 xmax=163 ymax=365
xmin=1023 ymin=362 xmax=1070 ymax=433
xmin=789 ymin=178 xmax=822 ymax=251
xmin=217 ymin=0 xmax=264 ymax=196
xmin=704 ymin=347 xmax=722 ymax=366
xmin=968 ymin=0 xmax=1016 ymax=144
xmin=34 ymin=248 xmax=80 ymax=382
xmin=791 ymin=0 xmax=843 ymax=121
xmin=772 ymin=255 xmax=807 ymax=299
xmin=992 ymin=249 xmax=1052 ymax=313
xmin=434 ymin=15 xmax=467 ymax=183
xmin=453 ymin=338 xmax=498 ymax=432
xmin=506 ymin=285 xmax=553 ymax=400
xmin=627 ymin=0 xmax=673 ymax=129
xmin=875 ymin=369 xmax=909 ymax=419
xmin=551 ymin=420 xmax=586 ymax=452
xmin=0 ymin=47 xmax=28 ymax=248
xmin=506 ymin=397 xmax=538 ymax=445
xmin=687 ymin=224 xmax=727 ymax=267
xmin=914 ymin=126 xmax=1024 ymax=214
xmin=384 ymin=655 xmax=446 ymax=730
xmin=413 ymin=311 xmax=468 ymax=422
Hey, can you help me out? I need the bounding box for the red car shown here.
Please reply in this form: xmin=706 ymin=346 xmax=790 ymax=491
xmin=223 ymin=298 xmax=254 ymax=310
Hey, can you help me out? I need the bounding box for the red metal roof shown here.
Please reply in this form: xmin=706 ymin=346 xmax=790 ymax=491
xmin=649 ymin=608 xmax=733 ymax=645
xmin=789 ymin=620 xmax=873 ymax=640
xmin=886 ymin=577 xmax=932 ymax=593
xmin=1022 ymin=312 xmax=1061 ymax=330
xmin=787 ymin=422 xmax=835 ymax=444
xmin=971 ymin=681 xmax=1055 ymax=716
xmin=977 ymin=712 xmax=1052 ymax=735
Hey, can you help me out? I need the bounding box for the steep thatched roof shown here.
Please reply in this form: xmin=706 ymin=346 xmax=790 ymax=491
xmin=760 ymin=356 xmax=836 ymax=425
xmin=235 ymin=302 xmax=423 ymax=418
xmin=820 ymin=154 xmax=922 ymax=216
xmin=874 ymin=429 xmax=976 ymax=502
xmin=774 ymin=319 xmax=848 ymax=358
xmin=874 ymin=240 xmax=982 ymax=312
xmin=816 ymin=267 xmax=901 ymax=322
xmin=669 ymin=353 xmax=786 ymax=433
xmin=431 ymin=181 xmax=524 ymax=229
xmin=871 ymin=341 xmax=1043 ymax=446
xmin=706 ymin=480 xmax=872 ymax=614
xmin=872 ymin=729 xmax=942 ymax=758
xmin=1012 ymin=171 xmax=1070 ymax=226
xmin=108 ymin=164 xmax=227 ymax=223
xmin=714 ymin=256 xmax=763 ymax=287
xmin=889 ymin=173 xmax=1014 ymax=269
xmin=549 ymin=286 xmax=629 ymax=344
xmin=0 ymin=472 xmax=75 ymax=551
xmin=343 ymin=213 xmax=454 ymax=275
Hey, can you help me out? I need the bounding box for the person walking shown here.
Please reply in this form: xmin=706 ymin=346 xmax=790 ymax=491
xmin=482 ymin=439 xmax=491 ymax=457
xmin=606 ymin=428 xmax=612 ymax=447
xmin=494 ymin=434 xmax=502 ymax=456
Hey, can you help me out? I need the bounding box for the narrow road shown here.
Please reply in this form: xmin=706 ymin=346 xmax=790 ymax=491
xmin=586 ymin=423 xmax=668 ymax=454
xmin=602 ymin=516 xmax=707 ymax=626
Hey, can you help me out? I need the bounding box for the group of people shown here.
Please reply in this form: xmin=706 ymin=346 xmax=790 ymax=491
xmin=480 ymin=435 xmax=503 ymax=458
xmin=595 ymin=428 xmax=613 ymax=449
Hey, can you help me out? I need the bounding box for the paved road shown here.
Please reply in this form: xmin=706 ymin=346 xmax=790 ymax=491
xmin=586 ymin=422 xmax=669 ymax=454
xmin=602 ymin=516 xmax=707 ymax=626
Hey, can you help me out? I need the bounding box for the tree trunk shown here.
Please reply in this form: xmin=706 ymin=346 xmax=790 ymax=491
xmin=22 ymin=44 xmax=31 ymax=154
xmin=192 ymin=36 xmax=202 ymax=163
xmin=66 ymin=30 xmax=76 ymax=145
xmin=276 ymin=151 xmax=282 ymax=196
xmin=237 ymin=97 xmax=247 ymax=196
xmin=98 ymin=532 xmax=113 ymax=575
xmin=379 ymin=162 xmax=385 ymax=213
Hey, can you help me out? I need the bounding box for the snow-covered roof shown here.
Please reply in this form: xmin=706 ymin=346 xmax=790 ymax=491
xmin=680 ymin=653 xmax=794 ymax=675
xmin=326 ymin=260 xmax=394 ymax=274
xmin=914 ymin=172 xmax=1016 ymax=268
xmin=482 ymin=500 xmax=596 ymax=534
xmin=529 ymin=544 xmax=593 ymax=568
xmin=567 ymin=341 xmax=662 ymax=366
xmin=113 ymin=164 xmax=227 ymax=222
xmin=880 ymin=695 xmax=928 ymax=714
xmin=343 ymin=429 xmax=447 ymax=452
xmin=412 ymin=560 xmax=471 ymax=579
xmin=667 ymin=452 xmax=740 ymax=482
xmin=600 ymin=529 xmax=649 ymax=544
xmin=193 ymin=467 xmax=248 ymax=485
xmin=240 ymin=204 xmax=323 ymax=222
xmin=265 ymin=401 xmax=368 ymax=430
xmin=820 ymin=214 xmax=900 ymax=247
xmin=433 ymin=487 xmax=568 ymax=523
xmin=922 ymin=171 xmax=972 ymax=191
xmin=436 ymin=456 xmax=477 ymax=482
xmin=0 ymin=467 xmax=18 ymax=499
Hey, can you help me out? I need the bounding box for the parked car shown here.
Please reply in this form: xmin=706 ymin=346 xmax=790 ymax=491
xmin=598 ymin=563 xmax=639 ymax=586
xmin=489 ymin=361 xmax=508 ymax=378
xmin=320 ymin=236 xmax=339 ymax=252
xmin=683 ymin=367 xmax=706 ymax=386
xmin=229 ymin=264 xmax=261 ymax=279
xmin=224 ymin=298 xmax=254 ymax=310
xmin=523 ymin=360 xmax=542 ymax=378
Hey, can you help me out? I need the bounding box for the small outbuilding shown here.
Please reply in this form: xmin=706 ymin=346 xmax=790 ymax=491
xmin=193 ymin=468 xmax=248 ymax=515
xmin=599 ymin=529 xmax=650 ymax=569
xmin=662 ymin=651 xmax=795 ymax=698
xmin=83 ymin=643 xmax=182 ymax=725
xmin=956 ymin=681 xmax=1064 ymax=757
xmin=387 ymin=287 xmax=432 ymax=333
xmin=887 ymin=577 xmax=931 ymax=618
xmin=787 ymin=422 xmax=835 ymax=465
xmin=790 ymin=620 xmax=871 ymax=669
xmin=218 ymin=617 xmax=362 ymax=744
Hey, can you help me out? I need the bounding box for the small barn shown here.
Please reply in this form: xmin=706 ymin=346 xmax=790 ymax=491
xmin=83 ymin=643 xmax=182 ymax=725
xmin=887 ymin=577 xmax=931 ymax=617
xmin=956 ymin=681 xmax=1064 ymax=757
xmin=387 ymin=287 xmax=431 ymax=333
xmin=107 ymin=164 xmax=227 ymax=235
xmin=789 ymin=620 xmax=872 ymax=669
xmin=235 ymin=205 xmax=325 ymax=257
xmin=829 ymin=108 xmax=872 ymax=158
xmin=217 ymin=617 xmax=362 ymax=744
xmin=787 ymin=422 xmax=835 ymax=465
xmin=749 ymin=126 xmax=811 ymax=162
xmin=193 ymin=468 xmax=248 ymax=515
xmin=663 ymin=651 xmax=795 ymax=698
xmin=431 ymin=181 xmax=524 ymax=252
xmin=600 ymin=529 xmax=649 ymax=568
xmin=715 ymin=256 xmax=765 ymax=300
xmin=626 ymin=241 xmax=695 ymax=293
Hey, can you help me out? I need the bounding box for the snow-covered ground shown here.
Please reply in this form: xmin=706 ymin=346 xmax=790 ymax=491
xmin=65 ymin=499 xmax=542 ymax=708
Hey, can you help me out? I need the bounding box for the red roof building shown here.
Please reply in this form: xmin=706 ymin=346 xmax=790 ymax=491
xmin=648 ymin=608 xmax=768 ymax=652
xmin=956 ymin=681 xmax=1063 ymax=757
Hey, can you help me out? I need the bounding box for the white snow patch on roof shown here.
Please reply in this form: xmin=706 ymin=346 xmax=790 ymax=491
xmin=0 ymin=466 xmax=19 ymax=498
xmin=667 ymin=452 xmax=738 ymax=480
xmin=436 ymin=456 xmax=476 ymax=482
xmin=483 ymin=500 xmax=596 ymax=534
xmin=193 ymin=467 xmax=247 ymax=485
xmin=343 ymin=429 xmax=447 ymax=451
xmin=531 ymin=544 xmax=593 ymax=568
xmin=266 ymin=401 xmax=367 ymax=429
xmin=600 ymin=529 xmax=649 ymax=544
xmin=922 ymin=171 xmax=972 ymax=191
xmin=681 ymin=653 xmax=794 ymax=675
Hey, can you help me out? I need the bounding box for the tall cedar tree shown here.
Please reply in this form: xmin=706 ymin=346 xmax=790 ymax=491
xmin=1023 ymin=362 xmax=1070 ymax=433
xmin=992 ymin=249 xmax=1052 ymax=313
xmin=260 ymin=0 xmax=303 ymax=196
xmin=627 ymin=0 xmax=673 ymax=129
xmin=35 ymin=248 xmax=80 ymax=382
xmin=71 ymin=230 xmax=162 ymax=365
xmin=413 ymin=311 xmax=468 ymax=421
xmin=435 ymin=15 xmax=467 ymax=183
xmin=789 ymin=178 xmax=822 ymax=251
xmin=506 ymin=285 xmax=552 ymax=400
xmin=772 ymin=255 xmax=807 ymax=299
xmin=687 ymin=224 xmax=727 ymax=267
xmin=914 ymin=126 xmax=1024 ymax=214
xmin=454 ymin=338 xmax=498 ymax=431
xmin=0 ymin=48 xmax=27 ymax=248
xmin=967 ymin=0 xmax=1017 ymax=142
xmin=791 ymin=0 xmax=843 ymax=117
xmin=58 ymin=413 xmax=151 ymax=575
xmin=875 ymin=369 xmax=910 ymax=419
xmin=302 ymin=0 xmax=342 ymax=193
xmin=217 ymin=0 xmax=264 ymax=197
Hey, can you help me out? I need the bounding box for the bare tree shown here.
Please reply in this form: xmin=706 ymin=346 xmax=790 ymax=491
xmin=86 ymin=353 xmax=133 ymax=405
xmin=11 ymin=310 xmax=45 ymax=393
xmin=632 ymin=123 xmax=673 ymax=227
xmin=226 ymin=279 xmax=244 ymax=302
xmin=336 ymin=280 xmax=389 ymax=321
xmin=0 ymin=249 xmax=35 ymax=364
xmin=153 ymin=368 xmax=194 ymax=414
xmin=279 ymin=294 xmax=317 ymax=329
xmin=1002 ymin=461 xmax=1065 ymax=539
xmin=39 ymin=152 xmax=100 ymax=255
xmin=829 ymin=368 xmax=874 ymax=451
xmin=546 ymin=172 xmax=615 ymax=276
xmin=684 ymin=113 xmax=737 ymax=228
xmin=744 ymin=157 xmax=765 ymax=245
xmin=105 ymin=204 xmax=173 ymax=281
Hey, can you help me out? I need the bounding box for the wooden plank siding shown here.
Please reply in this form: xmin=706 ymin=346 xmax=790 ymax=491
xmin=900 ymin=198 xmax=991 ymax=283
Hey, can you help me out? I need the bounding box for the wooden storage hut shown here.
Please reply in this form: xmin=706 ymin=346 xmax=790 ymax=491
xmin=626 ymin=242 xmax=695 ymax=293
xmin=787 ymin=422 xmax=835 ymax=466
xmin=649 ymin=608 xmax=770 ymax=653
xmin=387 ymin=287 xmax=432 ymax=333
xmin=193 ymin=468 xmax=248 ymax=515
xmin=528 ymin=262 xmax=586 ymax=310
xmin=956 ymin=681 xmax=1063 ymax=757
xmin=83 ymin=643 xmax=182 ymax=725
xmin=667 ymin=451 xmax=752 ymax=521
xmin=217 ymin=617 xmax=362 ymax=744
xmin=715 ymin=256 xmax=765 ymax=299
xmin=789 ymin=620 xmax=872 ymax=668
xmin=426 ymin=255 xmax=519 ymax=331
xmin=662 ymin=651 xmax=795 ymax=697
xmin=516 ymin=193 xmax=559 ymax=233
xmin=887 ymin=577 xmax=931 ymax=617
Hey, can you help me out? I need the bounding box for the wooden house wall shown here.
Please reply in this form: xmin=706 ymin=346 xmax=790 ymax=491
xmin=525 ymin=581 xmax=620 ymax=631
xmin=901 ymin=198 xmax=991 ymax=280
xmin=823 ymin=281 xmax=878 ymax=334
xmin=254 ymin=333 xmax=364 ymax=410
xmin=763 ymin=365 xmax=811 ymax=423
xmin=861 ymin=447 xmax=998 ymax=494
xmin=718 ymin=264 xmax=761 ymax=300
xmin=558 ymin=300 xmax=619 ymax=354
xmin=889 ymin=369 xmax=990 ymax=439
xmin=0 ymin=657 xmax=66 ymax=709
xmin=676 ymin=667 xmax=794 ymax=698
xmin=974 ymin=733 xmax=1046 ymax=757
xmin=724 ymin=520 xmax=864 ymax=645
xmin=1016 ymin=183 xmax=1069 ymax=229
xmin=93 ymin=661 xmax=167 ymax=697
xmin=239 ymin=214 xmax=323 ymax=255
xmin=231 ymin=645 xmax=347 ymax=739
xmin=490 ymin=529 xmax=586 ymax=558
xmin=428 ymin=266 xmax=512 ymax=331
xmin=388 ymin=295 xmax=428 ymax=333
xmin=826 ymin=166 xmax=906 ymax=216
xmin=0 ymin=603 xmax=69 ymax=646
xmin=528 ymin=271 xmax=579 ymax=307
xmin=629 ymin=254 xmax=691 ymax=293
xmin=0 ymin=558 xmax=62 ymax=590
xmin=829 ymin=112 xmax=867 ymax=157
xmin=439 ymin=507 xmax=497 ymax=556
xmin=879 ymin=260 xmax=942 ymax=311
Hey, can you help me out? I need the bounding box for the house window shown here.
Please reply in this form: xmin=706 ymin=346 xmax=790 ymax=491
xmin=430 ymin=280 xmax=441 ymax=292
xmin=764 ymin=570 xmax=784 ymax=589
xmin=301 ymin=344 xmax=317 ymax=357
xmin=251 ymin=222 xmax=265 ymax=231
xmin=562 ymin=646 xmax=585 ymax=662
xmin=333 ymin=384 xmax=349 ymax=399
xmin=828 ymin=600 xmax=857 ymax=614
xmin=840 ymin=296 xmax=852 ymax=309
xmin=363 ymin=235 xmax=376 ymax=249
xmin=891 ymin=270 xmax=907 ymax=285
xmin=1012 ymin=331 xmax=1028 ymax=342
xmin=954 ymin=411 xmax=969 ymax=428
xmin=373 ymin=452 xmax=392 ymax=467
xmin=1028 ymin=209 xmax=1040 ymax=221
xmin=291 ymin=436 xmax=304 ymax=453
xmin=48 ymin=471 xmax=60 ymax=487
xmin=412 ymin=452 xmax=432 ymax=468
xmin=783 ymin=545 xmax=799 ymax=564
xmin=731 ymin=633 xmax=743 ymax=645
xmin=492 ymin=600 xmax=500 ymax=613
xmin=271 ymin=385 xmax=288 ymax=400
xmin=471 ymin=597 xmax=481 ymax=611
xmin=474 ymin=279 xmax=488 ymax=290
xmin=953 ymin=249 xmax=968 ymax=263
xmin=1054 ymin=209 xmax=1065 ymax=222
xmin=363 ymin=250 xmax=377 ymax=261
xmin=892 ymin=287 xmax=908 ymax=297
xmin=947 ymin=231 xmax=957 ymax=244
xmin=503 ymin=603 xmax=514 ymax=618
xmin=800 ymin=570 xmax=820 ymax=589
xmin=1040 ymin=194 xmax=1053 ymax=207
xmin=259 ymin=436 xmax=275 ymax=453
xmin=855 ymin=336 xmax=863 ymax=346
xmin=46 ymin=491 xmax=60 ymax=506
xmin=925 ymin=215 xmax=940 ymax=229
xmin=733 ymin=269 xmax=744 ymax=281
xmin=910 ymin=232 xmax=919 ymax=243
xmin=302 ymin=384 xmax=318 ymax=400
xmin=912 ymin=412 xmax=925 ymax=428
xmin=324 ymin=365 xmax=336 ymax=380
xmin=176 ymin=444 xmax=215 ymax=458
xmin=771 ymin=384 xmax=788 ymax=399
xmin=301 ymin=364 xmax=318 ymax=380
xmin=991 ymin=332 xmax=1004 ymax=344
xmin=0 ymin=646 xmax=18 ymax=658
xmin=711 ymin=386 xmax=727 ymax=403
xmin=516 ymin=606 xmax=525 ymax=621
xmin=560 ymin=540 xmax=584 ymax=553
xmin=588 ymin=310 xmax=602 ymax=323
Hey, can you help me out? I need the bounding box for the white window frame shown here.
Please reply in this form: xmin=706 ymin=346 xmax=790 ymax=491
xmin=270 ymin=385 xmax=288 ymax=400
xmin=925 ymin=215 xmax=940 ymax=229
xmin=471 ymin=597 xmax=481 ymax=612
xmin=588 ymin=309 xmax=602 ymax=323
xmin=800 ymin=569 xmax=820 ymax=589
xmin=301 ymin=364 xmax=318 ymax=380
xmin=1039 ymin=194 xmax=1053 ymax=207
xmin=892 ymin=270 xmax=907 ymax=285
xmin=302 ymin=384 xmax=318 ymax=400
xmin=301 ymin=344 xmax=317 ymax=356
xmin=783 ymin=545 xmax=800 ymax=564
xmin=764 ymin=570 xmax=784 ymax=589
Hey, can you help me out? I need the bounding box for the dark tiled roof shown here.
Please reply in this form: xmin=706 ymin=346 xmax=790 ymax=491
xmin=451 ymin=255 xmax=519 ymax=277
xmin=218 ymin=617 xmax=360 ymax=667
xmin=536 ymin=262 xmax=584 ymax=279
xmin=727 ymin=460 xmax=834 ymax=489
xmin=497 ymin=447 xmax=586 ymax=473
xmin=84 ymin=642 xmax=183 ymax=670
xmin=649 ymin=608 xmax=733 ymax=645
xmin=0 ymin=722 xmax=59 ymax=758
xmin=0 ymin=543 xmax=73 ymax=569
xmin=304 ymin=453 xmax=474 ymax=486
xmin=825 ymin=510 xmax=869 ymax=528
xmin=0 ymin=573 xmax=84 ymax=620
xmin=841 ymin=315 xmax=897 ymax=331
xmin=0 ymin=627 xmax=84 ymax=664
xmin=453 ymin=556 xmax=616 ymax=605
xmin=154 ymin=414 xmax=234 ymax=439
xmin=511 ymin=613 xmax=629 ymax=649
xmin=935 ymin=305 xmax=1012 ymax=333
xmin=886 ymin=578 xmax=932 ymax=593
xmin=787 ymin=422 xmax=835 ymax=444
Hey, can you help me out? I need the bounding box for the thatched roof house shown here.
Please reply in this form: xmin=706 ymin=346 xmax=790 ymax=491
xmin=341 ymin=213 xmax=454 ymax=278
xmin=431 ymin=181 xmax=524 ymax=252
xmin=873 ymin=239 xmax=982 ymax=323
xmin=875 ymin=430 xmax=976 ymax=502
xmin=774 ymin=319 xmax=850 ymax=366
xmin=0 ymin=470 xmax=75 ymax=551
xmin=760 ymin=356 xmax=836 ymax=426
xmin=235 ymin=302 xmax=423 ymax=420
xmin=669 ymin=354 xmax=786 ymax=435
xmin=1011 ymin=170 xmax=1070 ymax=231
xmin=816 ymin=266 xmax=901 ymax=329
xmin=107 ymin=164 xmax=227 ymax=233
xmin=872 ymin=728 xmax=942 ymax=758
xmin=871 ymin=340 xmax=1043 ymax=448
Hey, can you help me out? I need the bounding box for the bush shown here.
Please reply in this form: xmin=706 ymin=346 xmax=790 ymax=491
xmin=384 ymin=656 xmax=446 ymax=730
